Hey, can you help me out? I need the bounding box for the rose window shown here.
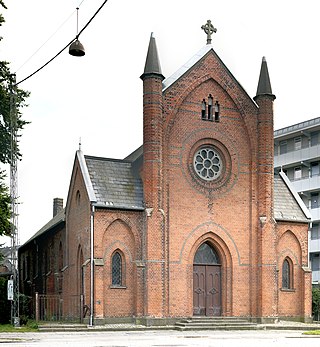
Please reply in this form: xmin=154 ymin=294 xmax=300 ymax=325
xmin=193 ymin=147 xmax=222 ymax=181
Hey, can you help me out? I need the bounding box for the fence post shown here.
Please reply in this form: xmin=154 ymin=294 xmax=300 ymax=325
xmin=35 ymin=292 xmax=39 ymax=322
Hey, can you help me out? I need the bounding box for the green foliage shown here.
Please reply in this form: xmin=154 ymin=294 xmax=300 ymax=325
xmin=303 ymin=330 xmax=320 ymax=335
xmin=0 ymin=1 xmax=7 ymax=40
xmin=312 ymin=287 xmax=320 ymax=321
xmin=0 ymin=61 xmax=30 ymax=165
xmin=0 ymin=1 xmax=30 ymax=165
xmin=0 ymin=1 xmax=29 ymax=240
xmin=0 ymin=170 xmax=11 ymax=236
xmin=19 ymin=293 xmax=32 ymax=322
xmin=0 ymin=323 xmax=38 ymax=331
xmin=0 ymin=277 xmax=11 ymax=324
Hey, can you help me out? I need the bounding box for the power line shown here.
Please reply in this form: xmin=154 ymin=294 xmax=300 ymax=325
xmin=15 ymin=11 xmax=75 ymax=73
xmin=16 ymin=0 xmax=108 ymax=86
xmin=16 ymin=0 xmax=88 ymax=73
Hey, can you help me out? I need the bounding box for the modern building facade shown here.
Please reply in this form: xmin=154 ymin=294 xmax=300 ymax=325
xmin=274 ymin=117 xmax=320 ymax=284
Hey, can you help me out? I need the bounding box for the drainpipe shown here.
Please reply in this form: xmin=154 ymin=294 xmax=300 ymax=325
xmin=89 ymin=204 xmax=95 ymax=327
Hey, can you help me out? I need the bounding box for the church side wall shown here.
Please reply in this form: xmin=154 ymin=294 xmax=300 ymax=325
xmin=64 ymin=162 xmax=92 ymax=316
xmin=276 ymin=222 xmax=312 ymax=321
xmin=92 ymin=209 xmax=144 ymax=320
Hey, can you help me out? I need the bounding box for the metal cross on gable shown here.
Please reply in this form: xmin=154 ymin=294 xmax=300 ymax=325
xmin=201 ymin=19 xmax=217 ymax=44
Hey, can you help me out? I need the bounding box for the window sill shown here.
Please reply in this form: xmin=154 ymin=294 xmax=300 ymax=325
xmin=110 ymin=285 xmax=127 ymax=289
xmin=280 ymin=288 xmax=295 ymax=292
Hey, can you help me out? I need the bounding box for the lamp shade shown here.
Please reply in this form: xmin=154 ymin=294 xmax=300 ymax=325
xmin=69 ymin=39 xmax=85 ymax=57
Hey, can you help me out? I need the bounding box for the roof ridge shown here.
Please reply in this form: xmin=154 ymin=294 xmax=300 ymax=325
xmin=84 ymin=155 xmax=132 ymax=163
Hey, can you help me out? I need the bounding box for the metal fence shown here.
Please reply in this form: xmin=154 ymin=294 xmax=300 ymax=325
xmin=35 ymin=293 xmax=84 ymax=322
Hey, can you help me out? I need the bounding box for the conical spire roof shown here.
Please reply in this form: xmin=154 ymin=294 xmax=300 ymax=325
xmin=255 ymin=56 xmax=275 ymax=99
xmin=140 ymin=33 xmax=164 ymax=80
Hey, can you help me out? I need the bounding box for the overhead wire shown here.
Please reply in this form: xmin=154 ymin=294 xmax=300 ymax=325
xmin=15 ymin=10 xmax=75 ymax=73
xmin=15 ymin=0 xmax=88 ymax=73
xmin=16 ymin=0 xmax=108 ymax=86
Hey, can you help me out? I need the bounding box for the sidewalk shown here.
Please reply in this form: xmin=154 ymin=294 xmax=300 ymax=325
xmin=37 ymin=320 xmax=320 ymax=332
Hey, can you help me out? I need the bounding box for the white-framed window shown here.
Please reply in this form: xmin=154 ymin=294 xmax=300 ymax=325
xmin=311 ymin=162 xmax=320 ymax=177
xmin=311 ymin=192 xmax=319 ymax=209
xmin=294 ymin=137 xmax=302 ymax=150
xmin=279 ymin=141 xmax=287 ymax=155
xmin=311 ymin=254 xmax=320 ymax=271
xmin=294 ymin=167 xmax=302 ymax=180
xmin=311 ymin=224 xmax=320 ymax=240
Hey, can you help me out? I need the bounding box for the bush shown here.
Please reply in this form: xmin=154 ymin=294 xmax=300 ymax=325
xmin=0 ymin=277 xmax=11 ymax=324
xmin=19 ymin=293 xmax=32 ymax=322
xmin=312 ymin=287 xmax=320 ymax=321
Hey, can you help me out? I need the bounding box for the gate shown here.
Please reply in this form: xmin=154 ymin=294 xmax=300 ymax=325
xmin=35 ymin=293 xmax=84 ymax=322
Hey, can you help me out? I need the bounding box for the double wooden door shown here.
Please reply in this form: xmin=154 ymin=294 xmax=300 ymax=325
xmin=193 ymin=264 xmax=221 ymax=316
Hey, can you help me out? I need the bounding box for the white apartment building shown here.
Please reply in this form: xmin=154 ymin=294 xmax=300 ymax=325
xmin=274 ymin=117 xmax=320 ymax=284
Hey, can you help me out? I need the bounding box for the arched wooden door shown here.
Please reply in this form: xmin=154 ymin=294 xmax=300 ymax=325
xmin=193 ymin=242 xmax=221 ymax=316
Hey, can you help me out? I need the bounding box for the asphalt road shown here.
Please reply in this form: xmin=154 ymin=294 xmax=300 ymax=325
xmin=0 ymin=329 xmax=320 ymax=347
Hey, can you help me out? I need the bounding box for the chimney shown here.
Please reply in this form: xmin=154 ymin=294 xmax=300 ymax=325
xmin=53 ymin=198 xmax=63 ymax=217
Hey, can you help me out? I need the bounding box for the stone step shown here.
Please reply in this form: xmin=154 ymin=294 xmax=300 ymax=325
xmin=179 ymin=319 xmax=251 ymax=324
xmin=38 ymin=324 xmax=87 ymax=332
xmin=174 ymin=317 xmax=259 ymax=331
xmin=176 ymin=321 xmax=256 ymax=327
xmin=184 ymin=316 xmax=252 ymax=320
xmin=175 ymin=324 xmax=260 ymax=331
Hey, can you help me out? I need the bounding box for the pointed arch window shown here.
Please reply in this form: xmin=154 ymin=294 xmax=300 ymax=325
xmin=112 ymin=251 xmax=122 ymax=286
xmin=194 ymin=242 xmax=220 ymax=265
xmin=282 ymin=257 xmax=293 ymax=290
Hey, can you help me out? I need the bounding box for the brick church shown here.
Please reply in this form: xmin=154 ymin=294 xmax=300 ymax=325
xmin=19 ymin=21 xmax=312 ymax=325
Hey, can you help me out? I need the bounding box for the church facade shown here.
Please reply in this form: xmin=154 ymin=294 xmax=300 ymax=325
xmin=19 ymin=25 xmax=312 ymax=324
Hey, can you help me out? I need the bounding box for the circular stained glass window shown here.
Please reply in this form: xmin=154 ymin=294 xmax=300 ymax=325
xmin=193 ymin=146 xmax=222 ymax=181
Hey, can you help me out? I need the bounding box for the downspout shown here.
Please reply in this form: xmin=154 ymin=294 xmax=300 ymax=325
xmin=308 ymin=221 xmax=312 ymax=270
xmin=89 ymin=204 xmax=95 ymax=327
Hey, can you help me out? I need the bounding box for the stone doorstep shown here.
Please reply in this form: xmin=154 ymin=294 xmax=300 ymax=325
xmin=37 ymin=319 xmax=320 ymax=332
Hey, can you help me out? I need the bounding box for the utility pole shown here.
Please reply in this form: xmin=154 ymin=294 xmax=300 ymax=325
xmin=10 ymin=74 xmax=20 ymax=327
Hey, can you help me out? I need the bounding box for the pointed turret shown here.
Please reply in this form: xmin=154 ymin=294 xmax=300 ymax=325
xmin=254 ymin=56 xmax=277 ymax=319
xmin=254 ymin=57 xmax=275 ymax=100
xmin=140 ymin=33 xmax=165 ymax=318
xmin=140 ymin=33 xmax=165 ymax=81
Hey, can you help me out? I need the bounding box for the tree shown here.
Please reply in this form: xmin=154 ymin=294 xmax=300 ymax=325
xmin=0 ymin=171 xmax=11 ymax=237
xmin=0 ymin=1 xmax=29 ymax=237
xmin=313 ymin=287 xmax=320 ymax=321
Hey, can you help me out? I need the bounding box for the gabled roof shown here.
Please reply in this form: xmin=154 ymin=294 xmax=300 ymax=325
xmin=162 ymin=44 xmax=256 ymax=108
xmin=85 ymin=155 xmax=144 ymax=210
xmin=162 ymin=44 xmax=213 ymax=91
xmin=274 ymin=171 xmax=311 ymax=222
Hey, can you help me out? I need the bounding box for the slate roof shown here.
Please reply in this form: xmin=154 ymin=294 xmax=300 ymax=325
xmin=20 ymin=154 xmax=309 ymax=250
xmin=85 ymin=151 xmax=309 ymax=223
xmin=274 ymin=172 xmax=310 ymax=222
xmin=85 ymin=155 xmax=144 ymax=210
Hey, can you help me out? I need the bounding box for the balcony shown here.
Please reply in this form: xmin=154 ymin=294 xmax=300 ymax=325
xmin=310 ymin=239 xmax=320 ymax=253
xmin=309 ymin=207 xmax=320 ymax=221
xmin=291 ymin=175 xmax=320 ymax=193
xmin=274 ymin=143 xmax=320 ymax=168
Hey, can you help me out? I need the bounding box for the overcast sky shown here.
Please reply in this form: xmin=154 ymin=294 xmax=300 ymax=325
xmin=1 ymin=0 xmax=320 ymax=245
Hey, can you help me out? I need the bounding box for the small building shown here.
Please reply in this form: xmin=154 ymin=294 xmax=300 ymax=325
xmin=19 ymin=24 xmax=312 ymax=324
